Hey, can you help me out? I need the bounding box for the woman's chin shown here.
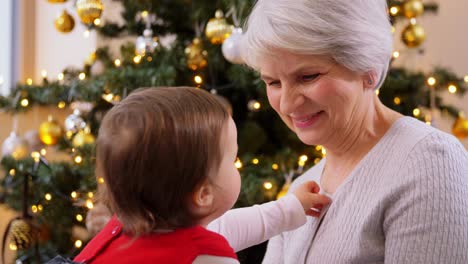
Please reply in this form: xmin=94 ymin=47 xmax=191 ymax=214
xmin=297 ymin=132 xmax=322 ymax=146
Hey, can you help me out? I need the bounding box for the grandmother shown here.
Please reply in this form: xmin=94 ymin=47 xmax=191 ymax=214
xmin=231 ymin=0 xmax=468 ymax=263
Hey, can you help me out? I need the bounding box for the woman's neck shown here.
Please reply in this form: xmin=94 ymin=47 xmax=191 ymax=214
xmin=321 ymin=95 xmax=402 ymax=193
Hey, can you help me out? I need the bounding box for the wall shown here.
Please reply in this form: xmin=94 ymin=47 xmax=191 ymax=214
xmin=33 ymin=0 xmax=97 ymax=83
xmin=392 ymin=0 xmax=468 ymax=147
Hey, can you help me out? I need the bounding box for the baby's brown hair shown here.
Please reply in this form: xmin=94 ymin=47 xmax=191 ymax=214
xmin=96 ymin=87 xmax=230 ymax=236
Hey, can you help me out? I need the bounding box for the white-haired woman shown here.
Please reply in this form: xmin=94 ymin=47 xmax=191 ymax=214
xmin=208 ymin=0 xmax=468 ymax=263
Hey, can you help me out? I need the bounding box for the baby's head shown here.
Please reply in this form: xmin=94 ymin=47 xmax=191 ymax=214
xmin=96 ymin=87 xmax=240 ymax=236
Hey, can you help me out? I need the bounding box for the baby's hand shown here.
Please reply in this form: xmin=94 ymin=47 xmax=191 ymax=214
xmin=293 ymin=181 xmax=331 ymax=218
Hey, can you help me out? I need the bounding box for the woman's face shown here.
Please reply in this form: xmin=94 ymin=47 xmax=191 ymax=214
xmin=258 ymin=50 xmax=371 ymax=146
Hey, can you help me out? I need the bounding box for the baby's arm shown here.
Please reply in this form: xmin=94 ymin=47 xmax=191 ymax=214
xmin=207 ymin=181 xmax=330 ymax=252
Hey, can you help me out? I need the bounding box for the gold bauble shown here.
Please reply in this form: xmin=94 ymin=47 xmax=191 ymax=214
xmin=72 ymin=130 xmax=95 ymax=147
xmin=76 ymin=0 xmax=103 ymax=24
xmin=39 ymin=117 xmax=63 ymax=146
xmin=276 ymin=182 xmax=290 ymax=200
xmin=452 ymin=116 xmax=468 ymax=139
xmin=402 ymin=0 xmax=424 ymax=19
xmin=54 ymin=10 xmax=75 ymax=33
xmin=205 ymin=10 xmax=234 ymax=45
xmin=10 ymin=219 xmax=34 ymax=250
xmin=48 ymin=0 xmax=68 ymax=3
xmin=401 ymin=23 xmax=426 ymax=48
xmin=185 ymin=38 xmax=208 ymax=71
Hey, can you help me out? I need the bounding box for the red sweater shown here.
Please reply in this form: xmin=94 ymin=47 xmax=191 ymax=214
xmin=74 ymin=216 xmax=237 ymax=263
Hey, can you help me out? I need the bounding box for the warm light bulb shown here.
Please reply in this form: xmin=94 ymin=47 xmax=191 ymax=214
xmin=31 ymin=151 xmax=41 ymax=162
xmin=9 ymin=169 xmax=15 ymax=176
xmin=93 ymin=18 xmax=101 ymax=26
xmin=26 ymin=78 xmax=33 ymax=85
xmin=76 ymin=214 xmax=83 ymax=222
xmin=31 ymin=205 xmax=38 ymax=213
xmin=114 ymin=59 xmax=121 ymax=67
xmin=41 ymin=70 xmax=47 ymax=78
xmin=253 ymin=102 xmax=261 ymax=110
xmin=74 ymin=156 xmax=83 ymax=164
xmin=427 ymin=77 xmax=436 ymax=86
xmin=393 ymin=97 xmax=401 ymax=105
xmin=83 ymin=30 xmax=90 ymax=38
xmin=40 ymin=148 xmax=47 ymax=156
xmin=448 ymin=84 xmax=457 ymax=94
xmin=71 ymin=191 xmax=78 ymax=199
xmin=321 ymin=148 xmax=327 ymax=156
xmin=375 ymin=89 xmax=380 ymax=95
xmin=389 ymin=6 xmax=399 ymax=15
xmin=58 ymin=73 xmax=64 ymax=81
xmin=38 ymin=205 xmax=43 ymax=211
xmin=98 ymin=177 xmax=105 ymax=184
xmin=392 ymin=51 xmax=400 ymax=59
xmin=194 ymin=75 xmax=203 ymax=84
xmin=410 ymin=18 xmax=417 ymax=25
xmin=133 ymin=55 xmax=142 ymax=64
xmin=413 ymin=108 xmax=421 ymax=117
xmin=299 ymin=155 xmax=308 ymax=162
xmin=272 ymin=163 xmax=279 ymax=170
xmin=58 ymin=101 xmax=66 ymax=109
xmin=20 ymin=98 xmax=29 ymax=107
xmin=235 ymin=158 xmax=243 ymax=169
xmin=263 ymin=181 xmax=273 ymax=190
xmin=464 ymin=75 xmax=468 ymax=83
xmin=9 ymin=243 xmax=18 ymax=251
xmin=45 ymin=193 xmax=52 ymax=201
xmin=86 ymin=199 xmax=94 ymax=209
xmin=141 ymin=10 xmax=149 ymax=18
xmin=391 ymin=26 xmax=396 ymax=33
xmin=78 ymin=72 xmax=86 ymax=80
xmin=75 ymin=240 xmax=83 ymax=248
xmin=252 ymin=158 xmax=259 ymax=165
xmin=88 ymin=192 xmax=94 ymax=198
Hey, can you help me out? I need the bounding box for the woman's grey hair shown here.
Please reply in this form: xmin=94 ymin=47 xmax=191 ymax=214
xmin=241 ymin=0 xmax=393 ymax=89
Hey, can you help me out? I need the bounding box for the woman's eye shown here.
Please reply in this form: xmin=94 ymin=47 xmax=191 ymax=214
xmin=302 ymin=74 xmax=320 ymax=81
xmin=267 ymin=81 xmax=281 ymax=87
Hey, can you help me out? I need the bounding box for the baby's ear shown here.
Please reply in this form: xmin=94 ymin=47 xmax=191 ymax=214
xmin=189 ymin=180 xmax=214 ymax=216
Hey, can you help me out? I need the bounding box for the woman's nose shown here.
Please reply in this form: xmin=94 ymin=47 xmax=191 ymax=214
xmin=279 ymin=85 xmax=303 ymax=115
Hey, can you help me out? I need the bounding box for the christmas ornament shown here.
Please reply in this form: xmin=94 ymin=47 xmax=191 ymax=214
xmin=402 ymin=0 xmax=424 ymax=19
xmin=401 ymin=23 xmax=425 ymax=48
xmin=65 ymin=109 xmax=87 ymax=134
xmin=276 ymin=182 xmax=290 ymax=200
xmin=136 ymin=29 xmax=159 ymax=56
xmin=48 ymin=0 xmax=68 ymax=3
xmin=185 ymin=38 xmax=208 ymax=71
xmin=85 ymin=51 xmax=96 ymax=66
xmin=38 ymin=117 xmax=63 ymax=146
xmin=54 ymin=10 xmax=75 ymax=33
xmin=452 ymin=115 xmax=468 ymax=139
xmin=222 ymin=27 xmax=244 ymax=64
xmin=76 ymin=0 xmax=103 ymax=25
xmin=1 ymin=132 xmax=30 ymax=159
xmin=9 ymin=219 xmax=35 ymax=250
xmin=205 ymin=10 xmax=233 ymax=45
xmin=23 ymin=130 xmax=45 ymax=152
xmin=72 ymin=128 xmax=95 ymax=147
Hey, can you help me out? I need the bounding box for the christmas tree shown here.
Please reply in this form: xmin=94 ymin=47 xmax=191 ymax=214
xmin=0 ymin=0 xmax=467 ymax=263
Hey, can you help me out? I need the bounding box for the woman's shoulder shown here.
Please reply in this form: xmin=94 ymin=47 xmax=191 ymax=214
xmin=389 ymin=116 xmax=465 ymax=158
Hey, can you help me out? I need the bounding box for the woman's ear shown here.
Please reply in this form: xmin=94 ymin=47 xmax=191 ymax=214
xmin=363 ymin=71 xmax=378 ymax=90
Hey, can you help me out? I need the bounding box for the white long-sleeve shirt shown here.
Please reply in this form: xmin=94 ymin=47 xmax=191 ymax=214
xmin=195 ymin=194 xmax=307 ymax=264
